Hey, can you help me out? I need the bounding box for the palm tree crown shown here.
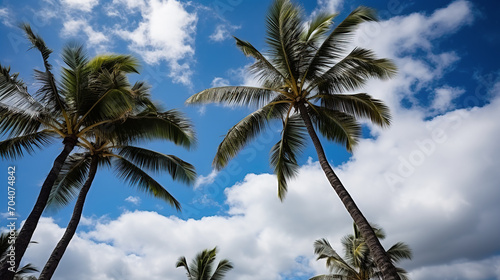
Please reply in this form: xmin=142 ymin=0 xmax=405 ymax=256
xmin=176 ymin=247 xmax=234 ymax=280
xmin=186 ymin=1 xmax=400 ymax=279
xmin=311 ymin=224 xmax=412 ymax=280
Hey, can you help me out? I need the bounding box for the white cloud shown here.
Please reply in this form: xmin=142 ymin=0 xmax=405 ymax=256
xmin=312 ymin=0 xmax=344 ymax=17
xmin=0 ymin=7 xmax=14 ymax=27
xmin=124 ymin=196 xmax=141 ymax=206
xmin=115 ymin=0 xmax=197 ymax=85
xmin=61 ymin=19 xmax=109 ymax=50
xmin=210 ymin=77 xmax=229 ymax=87
xmin=60 ymin=0 xmax=99 ymax=12
xmin=209 ymin=24 xmax=239 ymax=42
xmin=194 ymin=169 xmax=219 ymax=189
xmin=431 ymin=86 xmax=465 ymax=113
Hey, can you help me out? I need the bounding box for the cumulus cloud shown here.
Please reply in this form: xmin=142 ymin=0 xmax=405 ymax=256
xmin=312 ymin=0 xmax=344 ymax=17
xmin=115 ymin=0 xmax=197 ymax=85
xmin=210 ymin=77 xmax=229 ymax=87
xmin=124 ymin=196 xmax=141 ymax=206
xmin=209 ymin=24 xmax=239 ymax=42
xmin=60 ymin=0 xmax=99 ymax=12
xmin=431 ymin=86 xmax=465 ymax=113
xmin=61 ymin=19 xmax=109 ymax=48
xmin=0 ymin=7 xmax=14 ymax=27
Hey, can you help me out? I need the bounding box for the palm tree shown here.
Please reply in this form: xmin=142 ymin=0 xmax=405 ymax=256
xmin=311 ymin=224 xmax=412 ymax=280
xmin=0 ymin=25 xmax=183 ymax=279
xmin=37 ymin=93 xmax=196 ymax=280
xmin=186 ymin=1 xmax=400 ymax=278
xmin=1 ymin=231 xmax=38 ymax=279
xmin=176 ymin=247 xmax=233 ymax=280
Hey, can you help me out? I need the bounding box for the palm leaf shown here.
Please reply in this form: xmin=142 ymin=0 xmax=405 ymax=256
xmin=307 ymin=104 xmax=360 ymax=151
xmin=234 ymin=37 xmax=285 ymax=88
xmin=0 ymin=131 xmax=54 ymax=160
xmin=118 ymin=146 xmax=196 ymax=185
xmin=0 ymin=105 xmax=45 ymax=137
xmin=308 ymin=47 xmax=397 ymax=94
xmin=108 ymin=109 xmax=195 ymax=148
xmin=114 ymin=157 xmax=181 ymax=211
xmin=265 ymin=0 xmax=303 ymax=80
xmin=60 ymin=44 xmax=91 ymax=116
xmin=305 ymin=6 xmax=378 ymax=82
xmin=269 ymin=114 xmax=307 ymax=200
xmin=210 ymin=259 xmax=234 ymax=280
xmin=186 ymin=86 xmax=277 ymax=108
xmin=386 ymin=242 xmax=412 ymax=263
xmin=301 ymin=13 xmax=335 ymax=44
xmin=47 ymin=153 xmax=91 ymax=209
xmin=315 ymin=93 xmax=391 ymax=128
xmin=213 ymin=101 xmax=288 ymax=170
xmin=314 ymin=238 xmax=357 ymax=275
xmin=176 ymin=256 xmax=191 ymax=276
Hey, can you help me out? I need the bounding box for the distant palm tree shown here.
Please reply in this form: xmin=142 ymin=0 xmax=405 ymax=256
xmin=311 ymin=224 xmax=412 ymax=280
xmin=0 ymin=25 xmax=187 ymax=280
xmin=38 ymin=83 xmax=196 ymax=279
xmin=186 ymin=0 xmax=399 ymax=278
xmin=176 ymin=247 xmax=233 ymax=280
xmin=1 ymin=231 xmax=38 ymax=279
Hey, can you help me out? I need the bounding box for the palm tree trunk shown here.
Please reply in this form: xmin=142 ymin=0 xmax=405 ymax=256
xmin=0 ymin=135 xmax=78 ymax=280
xmin=38 ymin=155 xmax=99 ymax=280
xmin=297 ymin=103 xmax=400 ymax=280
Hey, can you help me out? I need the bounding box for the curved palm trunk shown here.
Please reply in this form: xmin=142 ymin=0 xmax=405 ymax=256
xmin=297 ymin=103 xmax=400 ymax=280
xmin=38 ymin=155 xmax=99 ymax=280
xmin=0 ymin=135 xmax=78 ymax=280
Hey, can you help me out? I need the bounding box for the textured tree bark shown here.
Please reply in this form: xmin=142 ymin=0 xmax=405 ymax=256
xmin=0 ymin=135 xmax=78 ymax=280
xmin=38 ymin=155 xmax=99 ymax=280
xmin=297 ymin=103 xmax=400 ymax=280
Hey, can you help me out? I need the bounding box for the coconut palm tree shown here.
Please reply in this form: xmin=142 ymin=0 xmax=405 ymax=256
xmin=186 ymin=1 xmax=400 ymax=278
xmin=176 ymin=247 xmax=233 ymax=280
xmin=38 ymin=95 xmax=196 ymax=280
xmin=0 ymin=25 xmax=186 ymax=279
xmin=311 ymin=224 xmax=412 ymax=280
xmin=1 ymin=231 xmax=38 ymax=280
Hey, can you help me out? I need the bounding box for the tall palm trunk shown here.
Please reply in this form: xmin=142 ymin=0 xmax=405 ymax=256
xmin=38 ymin=155 xmax=99 ymax=280
xmin=0 ymin=135 xmax=78 ymax=280
xmin=297 ymin=103 xmax=400 ymax=280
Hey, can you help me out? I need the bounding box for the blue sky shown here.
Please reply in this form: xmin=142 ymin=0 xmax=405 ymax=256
xmin=1 ymin=0 xmax=500 ymax=279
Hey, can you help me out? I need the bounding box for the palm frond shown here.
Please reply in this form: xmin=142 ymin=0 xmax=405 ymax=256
xmin=87 ymin=54 xmax=140 ymax=74
xmin=60 ymin=44 xmax=91 ymax=116
xmin=0 ymin=105 xmax=44 ymax=137
xmin=301 ymin=12 xmax=335 ymax=45
xmin=47 ymin=153 xmax=91 ymax=209
xmin=0 ymin=131 xmax=54 ymax=160
xmin=309 ymin=275 xmax=344 ymax=280
xmin=22 ymin=23 xmax=66 ymax=113
xmin=0 ymin=63 xmax=41 ymax=110
xmin=265 ymin=0 xmax=303 ymax=80
xmin=114 ymin=157 xmax=181 ymax=211
xmin=305 ymin=6 xmax=378 ymax=82
xmin=307 ymin=104 xmax=361 ymax=152
xmin=269 ymin=114 xmax=307 ymax=200
xmin=210 ymin=259 xmax=234 ymax=280
xmin=234 ymin=37 xmax=286 ymax=88
xmin=108 ymin=109 xmax=195 ymax=148
xmin=176 ymin=256 xmax=191 ymax=276
xmin=387 ymin=242 xmax=412 ymax=263
xmin=313 ymin=93 xmax=391 ymax=127
xmin=314 ymin=238 xmax=356 ymax=275
xmin=186 ymin=86 xmax=277 ymax=108
xmin=308 ymin=47 xmax=397 ymax=94
xmin=213 ymin=102 xmax=288 ymax=170
xmin=118 ymin=146 xmax=196 ymax=185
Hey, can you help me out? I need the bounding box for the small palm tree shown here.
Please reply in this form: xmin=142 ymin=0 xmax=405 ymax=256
xmin=37 ymin=89 xmax=196 ymax=279
xmin=176 ymin=247 xmax=234 ymax=280
xmin=311 ymin=224 xmax=412 ymax=280
xmin=186 ymin=0 xmax=399 ymax=278
xmin=1 ymin=231 xmax=38 ymax=279
xmin=0 ymin=25 xmax=186 ymax=279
